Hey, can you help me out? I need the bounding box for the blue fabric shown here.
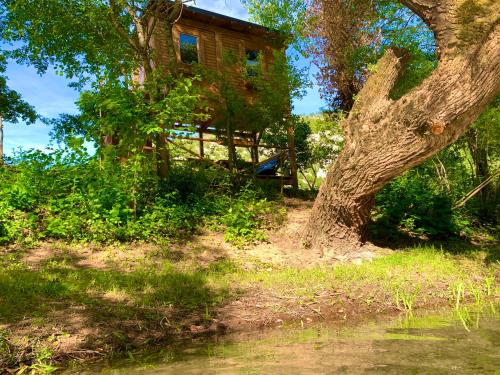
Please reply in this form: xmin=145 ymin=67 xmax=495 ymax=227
xmin=256 ymin=157 xmax=279 ymax=175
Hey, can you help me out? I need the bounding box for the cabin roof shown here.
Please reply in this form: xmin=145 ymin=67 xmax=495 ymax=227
xmin=181 ymin=4 xmax=286 ymax=41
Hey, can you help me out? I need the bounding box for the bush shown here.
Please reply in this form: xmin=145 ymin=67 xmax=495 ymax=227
xmin=372 ymin=167 xmax=468 ymax=239
xmin=0 ymin=149 xmax=282 ymax=246
xmin=220 ymin=186 xmax=280 ymax=247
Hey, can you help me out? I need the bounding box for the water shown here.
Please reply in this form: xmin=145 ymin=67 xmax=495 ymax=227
xmin=67 ymin=307 xmax=499 ymax=374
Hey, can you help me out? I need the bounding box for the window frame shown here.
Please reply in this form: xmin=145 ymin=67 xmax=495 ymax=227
xmin=179 ymin=32 xmax=200 ymax=65
xmin=245 ymin=48 xmax=261 ymax=77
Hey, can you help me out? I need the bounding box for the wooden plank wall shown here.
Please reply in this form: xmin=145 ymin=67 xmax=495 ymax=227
xmin=152 ymin=16 xmax=277 ymax=101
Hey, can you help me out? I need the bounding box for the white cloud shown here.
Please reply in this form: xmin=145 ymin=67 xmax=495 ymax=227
xmin=186 ymin=0 xmax=249 ymax=20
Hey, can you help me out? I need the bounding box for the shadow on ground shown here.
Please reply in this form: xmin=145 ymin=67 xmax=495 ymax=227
xmin=0 ymin=246 xmax=234 ymax=358
xmin=367 ymin=223 xmax=499 ymax=265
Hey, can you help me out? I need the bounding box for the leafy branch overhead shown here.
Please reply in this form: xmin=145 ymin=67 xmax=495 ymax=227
xmin=0 ymin=56 xmax=36 ymax=124
xmin=0 ymin=0 xmax=188 ymax=84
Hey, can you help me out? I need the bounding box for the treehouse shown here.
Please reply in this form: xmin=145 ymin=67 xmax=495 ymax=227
xmin=152 ymin=4 xmax=298 ymax=187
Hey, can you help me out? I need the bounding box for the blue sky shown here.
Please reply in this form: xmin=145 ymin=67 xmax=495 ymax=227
xmin=3 ymin=0 xmax=324 ymax=155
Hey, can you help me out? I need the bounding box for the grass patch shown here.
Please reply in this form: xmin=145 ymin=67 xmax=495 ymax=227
xmin=0 ymin=257 xmax=231 ymax=323
xmin=0 ymin=244 xmax=497 ymax=372
xmin=230 ymin=246 xmax=498 ymax=307
xmin=0 ymin=245 xmax=496 ymax=323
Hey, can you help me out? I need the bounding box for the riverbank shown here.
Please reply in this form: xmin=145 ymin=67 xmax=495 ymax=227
xmin=1 ymin=204 xmax=498 ymax=372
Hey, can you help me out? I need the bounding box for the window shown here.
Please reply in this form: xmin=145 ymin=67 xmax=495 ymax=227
xmin=180 ymin=33 xmax=198 ymax=64
xmin=245 ymin=49 xmax=260 ymax=77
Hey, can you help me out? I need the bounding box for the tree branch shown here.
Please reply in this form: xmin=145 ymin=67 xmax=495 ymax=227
xmin=145 ymin=1 xmax=163 ymax=49
xmin=125 ymin=4 xmax=146 ymax=47
xmin=349 ymin=47 xmax=410 ymax=115
xmin=109 ymin=0 xmax=141 ymax=52
xmin=398 ymin=0 xmax=436 ymax=27
xmin=164 ymin=0 xmax=183 ymax=24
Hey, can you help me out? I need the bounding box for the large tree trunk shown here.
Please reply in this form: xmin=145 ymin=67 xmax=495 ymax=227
xmin=304 ymin=0 xmax=500 ymax=251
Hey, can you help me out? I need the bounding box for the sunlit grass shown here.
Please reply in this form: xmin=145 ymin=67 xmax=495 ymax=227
xmin=0 ymin=245 xmax=497 ymax=324
xmin=226 ymin=246 xmax=497 ymax=306
xmin=0 ymin=243 xmax=497 ymax=372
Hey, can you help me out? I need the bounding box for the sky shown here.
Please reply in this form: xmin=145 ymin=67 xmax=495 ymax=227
xmin=3 ymin=0 xmax=325 ymax=155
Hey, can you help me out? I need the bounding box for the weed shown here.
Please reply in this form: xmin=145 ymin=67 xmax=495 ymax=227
xmin=456 ymin=307 xmax=472 ymax=332
xmin=452 ymin=282 xmax=466 ymax=310
xmin=394 ymin=285 xmax=420 ymax=312
xmin=468 ymin=283 xmax=482 ymax=306
xmin=484 ymin=276 xmax=494 ymax=296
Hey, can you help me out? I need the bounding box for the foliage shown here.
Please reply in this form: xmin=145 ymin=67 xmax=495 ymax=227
xmin=373 ymin=167 xmax=459 ymax=238
xmin=0 ymin=56 xmax=36 ymax=124
xmin=49 ymin=72 xmax=209 ymax=153
xmin=242 ymin=0 xmax=312 ymax=54
xmin=372 ymin=99 xmax=500 ymax=240
xmin=298 ymin=113 xmax=344 ymax=190
xmin=308 ymin=0 xmax=436 ymax=111
xmin=220 ymin=185 xmax=285 ymax=247
xmin=0 ymin=0 xmax=183 ymax=85
xmin=0 ymin=0 xmax=132 ymax=84
xmin=0 ymin=149 xmax=282 ymax=246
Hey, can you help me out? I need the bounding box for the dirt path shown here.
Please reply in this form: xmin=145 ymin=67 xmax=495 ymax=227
xmin=225 ymin=197 xmax=386 ymax=266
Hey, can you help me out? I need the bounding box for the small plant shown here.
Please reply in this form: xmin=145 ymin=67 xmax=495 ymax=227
xmin=394 ymin=285 xmax=420 ymax=312
xmin=484 ymin=276 xmax=495 ymax=296
xmin=456 ymin=306 xmax=472 ymax=332
xmin=452 ymin=282 xmax=466 ymax=310
xmin=0 ymin=330 xmax=16 ymax=369
xmin=204 ymin=304 xmax=212 ymax=322
xmin=31 ymin=345 xmax=58 ymax=373
xmin=221 ymin=186 xmax=283 ymax=247
xmin=468 ymin=283 xmax=482 ymax=306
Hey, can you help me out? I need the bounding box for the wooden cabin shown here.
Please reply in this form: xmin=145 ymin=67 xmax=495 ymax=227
xmin=152 ymin=4 xmax=298 ymax=187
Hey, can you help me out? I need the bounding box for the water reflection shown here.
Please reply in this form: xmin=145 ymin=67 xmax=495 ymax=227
xmin=67 ymin=305 xmax=499 ymax=374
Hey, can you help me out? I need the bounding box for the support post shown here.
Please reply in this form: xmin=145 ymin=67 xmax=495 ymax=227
xmin=286 ymin=119 xmax=298 ymax=190
xmin=251 ymin=131 xmax=259 ymax=166
xmin=199 ymin=127 xmax=204 ymax=158
xmin=226 ymin=118 xmax=236 ymax=171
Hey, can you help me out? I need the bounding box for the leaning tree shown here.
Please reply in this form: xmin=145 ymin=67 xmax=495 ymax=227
xmin=304 ymin=0 xmax=500 ymax=250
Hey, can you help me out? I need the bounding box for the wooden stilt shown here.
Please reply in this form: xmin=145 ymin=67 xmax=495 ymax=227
xmin=251 ymin=131 xmax=259 ymax=166
xmin=199 ymin=128 xmax=205 ymax=158
xmin=226 ymin=119 xmax=236 ymax=171
xmin=287 ymin=122 xmax=299 ymax=190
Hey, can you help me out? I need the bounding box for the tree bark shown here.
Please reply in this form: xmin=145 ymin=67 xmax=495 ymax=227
xmin=305 ymin=0 xmax=500 ymax=251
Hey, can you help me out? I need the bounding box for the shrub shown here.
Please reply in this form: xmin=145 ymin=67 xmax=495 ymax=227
xmin=0 ymin=149 xmax=282 ymax=246
xmin=372 ymin=167 xmax=467 ymax=239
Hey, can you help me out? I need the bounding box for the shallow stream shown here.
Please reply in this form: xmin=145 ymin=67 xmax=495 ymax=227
xmin=66 ymin=306 xmax=499 ymax=374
